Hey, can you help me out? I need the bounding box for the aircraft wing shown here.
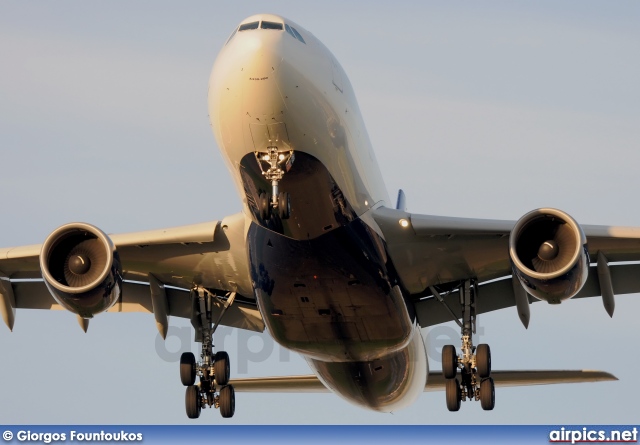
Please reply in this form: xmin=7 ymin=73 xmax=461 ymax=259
xmin=0 ymin=212 xmax=264 ymax=333
xmin=229 ymin=370 xmax=617 ymax=393
xmin=371 ymin=206 xmax=640 ymax=327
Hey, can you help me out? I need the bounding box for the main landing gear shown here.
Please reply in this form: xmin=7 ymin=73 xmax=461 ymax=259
xmin=431 ymin=279 xmax=495 ymax=412
xmin=181 ymin=286 xmax=237 ymax=419
xmin=255 ymin=146 xmax=294 ymax=220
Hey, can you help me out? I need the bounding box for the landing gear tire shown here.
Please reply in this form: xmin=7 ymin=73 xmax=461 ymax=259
xmin=185 ymin=385 xmax=201 ymax=419
xmin=180 ymin=352 xmax=196 ymax=387
xmin=214 ymin=351 xmax=230 ymax=386
xmin=476 ymin=344 xmax=491 ymax=379
xmin=442 ymin=345 xmax=457 ymax=379
xmin=219 ymin=385 xmax=235 ymax=418
xmin=480 ymin=377 xmax=495 ymax=411
xmin=445 ymin=378 xmax=461 ymax=412
xmin=278 ymin=192 xmax=290 ymax=219
xmin=259 ymin=193 xmax=271 ymax=220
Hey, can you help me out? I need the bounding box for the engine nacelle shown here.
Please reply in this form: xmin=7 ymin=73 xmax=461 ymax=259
xmin=40 ymin=223 xmax=122 ymax=318
xmin=509 ymin=208 xmax=589 ymax=304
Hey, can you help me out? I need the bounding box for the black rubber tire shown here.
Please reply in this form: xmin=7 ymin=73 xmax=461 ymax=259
xmin=185 ymin=385 xmax=201 ymax=419
xmin=480 ymin=377 xmax=495 ymax=411
xmin=180 ymin=352 xmax=196 ymax=387
xmin=442 ymin=345 xmax=457 ymax=379
xmin=214 ymin=351 xmax=230 ymax=386
xmin=219 ymin=385 xmax=235 ymax=418
xmin=445 ymin=378 xmax=461 ymax=412
xmin=476 ymin=344 xmax=491 ymax=379
xmin=278 ymin=192 xmax=290 ymax=219
xmin=259 ymin=193 xmax=271 ymax=220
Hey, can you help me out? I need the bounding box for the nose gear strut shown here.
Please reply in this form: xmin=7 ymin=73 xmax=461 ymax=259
xmin=180 ymin=286 xmax=237 ymax=419
xmin=254 ymin=147 xmax=294 ymax=220
xmin=431 ymin=278 xmax=495 ymax=411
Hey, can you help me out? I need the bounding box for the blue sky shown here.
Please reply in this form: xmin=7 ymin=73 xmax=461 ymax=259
xmin=0 ymin=1 xmax=639 ymax=424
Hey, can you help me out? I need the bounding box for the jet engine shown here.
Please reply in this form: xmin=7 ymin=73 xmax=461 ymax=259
xmin=40 ymin=223 xmax=122 ymax=318
xmin=509 ymin=208 xmax=589 ymax=304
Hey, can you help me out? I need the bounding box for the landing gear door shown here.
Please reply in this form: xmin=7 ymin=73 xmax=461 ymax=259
xmin=249 ymin=123 xmax=269 ymax=151
xmin=267 ymin=122 xmax=290 ymax=150
xmin=250 ymin=122 xmax=290 ymax=151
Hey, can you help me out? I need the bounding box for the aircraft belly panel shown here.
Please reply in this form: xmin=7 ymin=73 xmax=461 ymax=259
xmin=248 ymin=218 xmax=414 ymax=363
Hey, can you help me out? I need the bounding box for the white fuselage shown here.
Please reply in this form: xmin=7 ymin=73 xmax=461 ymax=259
xmin=208 ymin=15 xmax=389 ymax=220
xmin=207 ymin=14 xmax=427 ymax=412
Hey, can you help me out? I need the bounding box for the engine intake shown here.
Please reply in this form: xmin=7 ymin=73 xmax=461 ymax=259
xmin=509 ymin=208 xmax=589 ymax=304
xmin=40 ymin=223 xmax=122 ymax=318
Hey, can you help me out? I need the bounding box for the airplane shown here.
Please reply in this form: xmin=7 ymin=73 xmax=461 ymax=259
xmin=1 ymin=13 xmax=639 ymax=419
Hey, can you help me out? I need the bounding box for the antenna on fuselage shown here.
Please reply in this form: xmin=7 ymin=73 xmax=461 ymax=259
xmin=396 ymin=189 xmax=406 ymax=212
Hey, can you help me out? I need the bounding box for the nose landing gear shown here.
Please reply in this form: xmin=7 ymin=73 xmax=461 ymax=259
xmin=258 ymin=191 xmax=290 ymax=220
xmin=431 ymin=279 xmax=495 ymax=411
xmin=255 ymin=147 xmax=294 ymax=220
xmin=180 ymin=287 xmax=237 ymax=419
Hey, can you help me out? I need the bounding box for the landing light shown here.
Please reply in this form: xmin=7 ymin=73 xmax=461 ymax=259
xmin=279 ymin=154 xmax=285 ymax=160
xmin=399 ymin=218 xmax=410 ymax=228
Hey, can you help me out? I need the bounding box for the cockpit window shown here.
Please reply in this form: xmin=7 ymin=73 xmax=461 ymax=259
xmin=225 ymin=28 xmax=238 ymax=45
xmin=285 ymin=24 xmax=296 ymax=39
xmin=238 ymin=21 xmax=259 ymax=31
xmin=285 ymin=24 xmax=306 ymax=44
xmin=290 ymin=26 xmax=306 ymax=44
xmin=261 ymin=21 xmax=283 ymax=30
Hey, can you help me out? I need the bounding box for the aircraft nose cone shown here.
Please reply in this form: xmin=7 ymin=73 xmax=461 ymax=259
xmin=234 ymin=32 xmax=284 ymax=78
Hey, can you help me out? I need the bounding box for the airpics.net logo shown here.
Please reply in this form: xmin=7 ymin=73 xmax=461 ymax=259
xmin=549 ymin=427 xmax=638 ymax=444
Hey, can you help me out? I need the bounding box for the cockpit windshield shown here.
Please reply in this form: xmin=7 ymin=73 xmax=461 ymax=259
xmin=226 ymin=20 xmax=303 ymax=46
xmin=238 ymin=21 xmax=259 ymax=31
xmin=261 ymin=21 xmax=283 ymax=30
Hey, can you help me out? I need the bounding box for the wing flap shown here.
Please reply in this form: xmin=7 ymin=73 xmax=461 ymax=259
xmin=5 ymin=279 xmax=264 ymax=332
